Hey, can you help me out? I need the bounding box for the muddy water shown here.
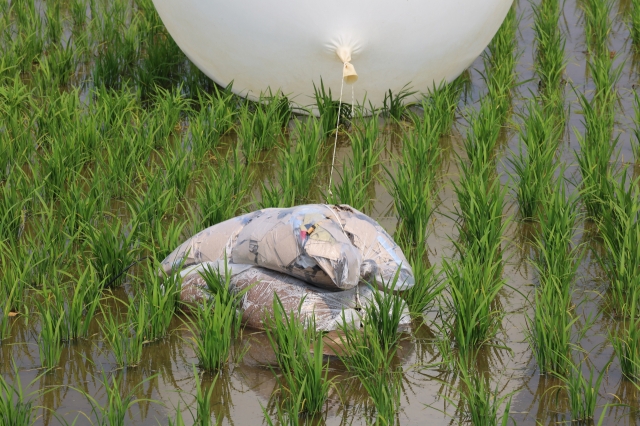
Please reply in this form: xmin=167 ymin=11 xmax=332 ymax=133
xmin=3 ymin=0 xmax=640 ymax=424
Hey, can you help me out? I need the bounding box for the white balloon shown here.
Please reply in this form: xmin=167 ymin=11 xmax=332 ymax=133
xmin=152 ymin=0 xmax=513 ymax=109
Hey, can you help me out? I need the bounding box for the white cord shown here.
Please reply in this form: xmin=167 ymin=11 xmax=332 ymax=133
xmin=328 ymin=64 xmax=346 ymax=196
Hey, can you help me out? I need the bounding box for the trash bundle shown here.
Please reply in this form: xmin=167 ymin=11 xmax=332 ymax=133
xmin=162 ymin=204 xmax=414 ymax=331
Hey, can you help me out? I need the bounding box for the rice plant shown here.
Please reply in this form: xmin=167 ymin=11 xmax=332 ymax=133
xmin=556 ymin=360 xmax=609 ymax=423
xmin=82 ymin=370 xmax=158 ymax=426
xmin=161 ymin=147 xmax=194 ymax=198
xmin=532 ymin=0 xmax=567 ymax=98
xmin=349 ymin=111 xmax=384 ymax=186
xmin=508 ymin=100 xmax=559 ymax=220
xmin=437 ymin=360 xmax=512 ymax=426
xmin=402 ymin=246 xmax=444 ymax=317
xmin=0 ymin=361 xmax=40 ymax=425
xmin=610 ymin=293 xmax=640 ymax=381
xmin=382 ymin=83 xmax=416 ymax=121
xmin=138 ymin=260 xmax=182 ymax=342
xmin=99 ymin=299 xmax=146 ymax=368
xmin=63 ymin=264 xmax=105 ymax=341
xmin=260 ymin=116 xmax=326 ymax=208
xmin=35 ymin=281 xmax=66 ymax=369
xmin=525 ymin=177 xmax=581 ymax=376
xmin=237 ymin=91 xmax=288 ymax=161
xmin=441 ymin=246 xmax=505 ymax=353
xmin=195 ymin=148 xmax=249 ymax=229
xmin=191 ymin=364 xmax=218 ymax=426
xmin=419 ymin=79 xmax=463 ymax=136
xmin=631 ymin=0 xmax=640 ymax=50
xmin=386 ymin=116 xmax=440 ymax=248
xmin=596 ymin=172 xmax=640 ymax=317
xmin=363 ymin=273 xmax=409 ymax=351
xmin=87 ymin=217 xmax=140 ymax=288
xmin=575 ymin=93 xmax=617 ymax=221
xmin=265 ymin=296 xmax=332 ymax=415
xmin=632 ymin=92 xmax=640 ymax=163
xmin=189 ymin=84 xmax=237 ymax=157
xmin=325 ymin=164 xmax=370 ymax=212
xmin=313 ymin=79 xmax=352 ymax=136
xmin=462 ymin=98 xmax=501 ymax=169
xmin=581 ymin=0 xmax=613 ymax=56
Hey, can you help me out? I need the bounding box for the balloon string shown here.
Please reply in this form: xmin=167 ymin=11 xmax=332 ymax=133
xmin=328 ymin=64 xmax=346 ymax=197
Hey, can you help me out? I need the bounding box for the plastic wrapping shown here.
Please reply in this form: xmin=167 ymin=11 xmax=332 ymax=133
xmin=329 ymin=205 xmax=415 ymax=290
xmin=231 ymin=205 xmax=362 ymax=290
xmin=163 ymin=205 xmax=364 ymax=291
xmin=179 ymin=261 xmax=411 ymax=332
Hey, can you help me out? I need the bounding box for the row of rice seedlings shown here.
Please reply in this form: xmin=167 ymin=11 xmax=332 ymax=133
xmin=136 ymin=260 xmax=182 ymax=342
xmin=436 ymin=359 xmax=512 ymax=425
xmin=485 ymin=5 xmax=519 ymax=122
xmin=575 ymin=92 xmax=618 ymax=221
xmin=581 ymin=0 xmax=613 ymax=56
xmin=185 ymin=261 xmax=248 ymax=372
xmin=402 ymin=244 xmax=445 ymax=318
xmin=349 ymin=111 xmax=385 ymax=186
xmin=260 ymin=117 xmax=326 ymax=208
xmin=525 ymin=178 xmax=582 ymax=376
xmin=35 ymin=270 xmax=66 ymax=369
xmin=462 ymin=97 xmax=501 ymax=169
xmin=508 ymin=100 xmax=560 ymax=220
xmin=264 ymin=296 xmax=332 ymax=416
xmin=596 ymin=172 xmax=640 ymax=317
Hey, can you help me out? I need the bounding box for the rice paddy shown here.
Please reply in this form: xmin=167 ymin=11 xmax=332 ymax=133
xmin=2 ymin=0 xmax=640 ymax=424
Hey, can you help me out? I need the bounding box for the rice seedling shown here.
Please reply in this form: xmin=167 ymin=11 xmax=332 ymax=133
xmin=195 ymin=148 xmax=250 ymax=229
xmin=437 ymin=360 xmax=512 ymax=426
xmin=0 ymin=171 xmax=29 ymax=243
xmin=631 ymin=0 xmax=640 ymax=50
xmin=610 ymin=293 xmax=640 ymax=380
xmin=191 ymin=364 xmax=218 ymax=426
xmin=453 ymin=163 xmax=508 ymax=269
xmin=419 ymin=79 xmax=463 ymax=137
xmin=265 ymin=296 xmax=332 ymax=415
xmin=261 ymin=116 xmax=325 ymax=208
xmin=402 ymin=246 xmax=444 ymax=318
xmin=150 ymin=85 xmax=191 ymax=147
xmin=313 ymin=79 xmax=352 ymax=136
xmin=161 ymin=147 xmax=194 ymax=198
xmin=87 ymin=217 xmax=140 ymax=288
xmin=325 ymin=164 xmax=370 ymax=212
xmin=70 ymin=0 xmax=87 ymax=28
xmin=189 ymin=85 xmax=237 ymax=157
xmin=349 ymin=111 xmax=384 ymax=186
xmin=0 ymin=361 xmax=40 ymax=425
xmin=575 ymin=93 xmax=618 ymax=220
xmin=596 ymin=172 xmax=640 ymax=317
xmin=137 ymin=260 xmax=182 ymax=342
xmin=386 ymin=114 xmax=440 ymax=248
xmin=632 ymin=92 xmax=640 ymax=163
xmin=589 ymin=53 xmax=622 ymax=110
xmin=555 ymin=359 xmax=609 ymax=423
xmin=382 ymin=83 xmax=416 ymax=121
xmin=363 ymin=273 xmax=409 ymax=351
xmin=461 ymin=98 xmax=501 ymax=169
xmin=129 ymin=175 xmax=176 ymax=237
xmin=62 ymin=264 xmax=105 ymax=341
xmin=581 ymin=0 xmax=613 ymax=56
xmin=237 ymin=92 xmax=287 ymax=161
xmin=35 ymin=278 xmax=66 ymax=369
xmin=99 ymin=298 xmax=146 ymax=368
xmin=184 ymin=259 xmax=247 ymax=372
xmin=441 ymin=246 xmax=505 ymax=353
xmin=82 ymin=370 xmax=158 ymax=426
xmin=508 ymin=100 xmax=559 ymax=220
xmin=262 ymin=386 xmax=304 ymax=426
xmin=148 ymin=218 xmax=188 ymax=260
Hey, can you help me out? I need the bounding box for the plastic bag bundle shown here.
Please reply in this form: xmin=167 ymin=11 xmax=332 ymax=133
xmin=179 ymin=261 xmax=411 ymax=332
xmin=329 ymin=205 xmax=414 ymax=290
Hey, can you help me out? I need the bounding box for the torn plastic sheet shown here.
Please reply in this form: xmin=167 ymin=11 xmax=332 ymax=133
xmin=179 ymin=261 xmax=411 ymax=332
xmin=328 ymin=205 xmax=415 ymax=290
xmin=163 ymin=205 xmax=364 ymax=291
xmin=162 ymin=204 xmax=415 ymax=291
